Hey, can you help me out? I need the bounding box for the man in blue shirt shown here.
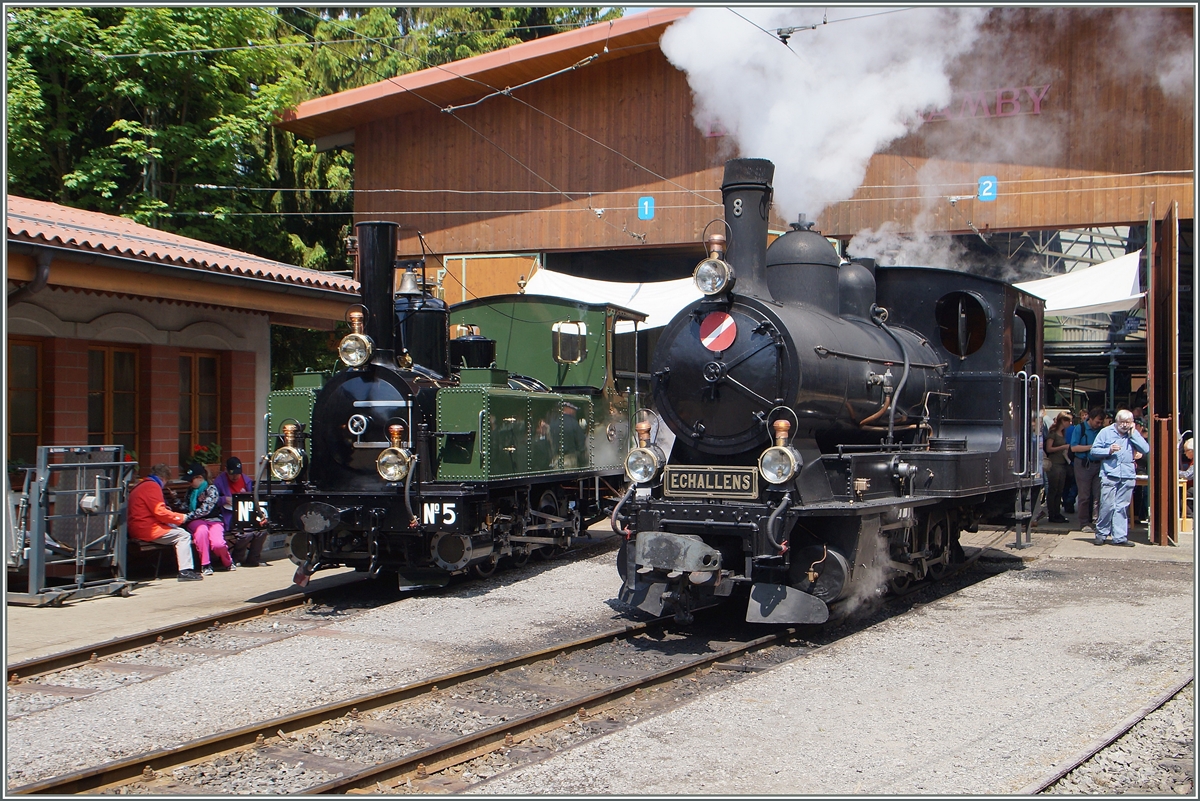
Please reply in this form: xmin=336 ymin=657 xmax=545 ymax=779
xmin=1069 ymin=407 xmax=1106 ymax=533
xmin=1088 ymin=409 xmax=1151 ymax=546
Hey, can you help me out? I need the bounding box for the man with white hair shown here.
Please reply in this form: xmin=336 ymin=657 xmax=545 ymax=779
xmin=1088 ymin=409 xmax=1151 ymax=546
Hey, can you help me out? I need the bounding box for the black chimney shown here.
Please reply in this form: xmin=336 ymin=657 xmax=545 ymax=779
xmin=355 ymin=221 xmax=398 ymax=366
xmin=721 ymin=158 xmax=775 ymax=301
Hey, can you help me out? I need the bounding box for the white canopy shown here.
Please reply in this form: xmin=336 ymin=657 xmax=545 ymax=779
xmin=523 ymin=268 xmax=702 ymax=331
xmin=1014 ymin=250 xmax=1146 ymax=317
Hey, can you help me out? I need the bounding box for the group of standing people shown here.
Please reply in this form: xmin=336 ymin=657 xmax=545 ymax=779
xmin=1044 ymin=406 xmax=1150 ymax=546
xmin=127 ymin=457 xmax=268 ymax=580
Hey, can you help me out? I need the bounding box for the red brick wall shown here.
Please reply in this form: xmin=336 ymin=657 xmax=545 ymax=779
xmin=138 ymin=344 xmax=181 ymax=476
xmin=42 ymin=338 xmax=88 ymax=446
xmin=221 ymin=350 xmax=258 ymax=471
xmin=27 ymin=338 xmax=254 ymax=478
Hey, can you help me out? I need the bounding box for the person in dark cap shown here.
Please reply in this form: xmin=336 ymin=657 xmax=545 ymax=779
xmin=214 ymin=456 xmax=268 ymax=566
xmin=182 ymin=461 xmax=232 ymax=575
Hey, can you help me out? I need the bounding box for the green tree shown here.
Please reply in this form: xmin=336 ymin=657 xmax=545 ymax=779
xmin=7 ymin=7 xmax=623 ymax=388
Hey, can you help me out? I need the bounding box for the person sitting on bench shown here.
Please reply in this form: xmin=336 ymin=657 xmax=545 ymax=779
xmin=128 ymin=463 xmax=203 ymax=581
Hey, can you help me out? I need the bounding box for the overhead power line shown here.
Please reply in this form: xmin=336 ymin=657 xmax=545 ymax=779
xmin=184 ymin=169 xmax=1193 ymax=196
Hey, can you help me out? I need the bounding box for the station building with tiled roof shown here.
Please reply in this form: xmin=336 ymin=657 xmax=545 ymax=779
xmin=6 ymin=196 xmax=358 ymax=476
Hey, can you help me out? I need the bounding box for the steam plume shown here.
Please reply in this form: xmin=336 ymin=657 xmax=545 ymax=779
xmin=660 ymin=7 xmax=988 ymax=222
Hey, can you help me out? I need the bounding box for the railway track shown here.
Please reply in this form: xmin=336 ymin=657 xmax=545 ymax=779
xmin=7 ymin=585 xmax=353 ymax=684
xmin=1022 ymin=673 xmax=1196 ymax=795
xmin=11 ymin=615 xmax=809 ymax=795
xmin=7 ymin=537 xmax=622 ymax=685
xmin=8 ymin=533 xmax=1027 ymax=795
xmin=11 ymin=548 xmax=1016 ymax=796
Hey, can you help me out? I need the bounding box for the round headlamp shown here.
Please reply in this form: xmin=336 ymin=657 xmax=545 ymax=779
xmin=625 ymin=446 xmax=664 ymax=484
xmin=759 ymin=446 xmax=801 ymax=485
xmin=338 ymin=332 xmax=373 ymax=367
xmin=693 ymin=258 xmax=734 ymax=296
xmin=376 ymin=447 xmax=414 ymax=482
xmin=270 ymin=446 xmax=304 ymax=481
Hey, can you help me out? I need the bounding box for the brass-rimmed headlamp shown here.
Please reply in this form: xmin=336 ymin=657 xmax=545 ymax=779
xmin=338 ymin=309 xmax=374 ymax=368
xmin=624 ymin=421 xmax=665 ymax=484
xmin=270 ymin=422 xmax=304 ymax=481
xmin=376 ymin=423 xmax=414 ymax=482
xmin=693 ymin=232 xmax=735 ymax=296
xmin=758 ymin=419 xmax=803 ymax=485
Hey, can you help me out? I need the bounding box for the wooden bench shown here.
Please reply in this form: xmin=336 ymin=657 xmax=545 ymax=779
xmin=127 ymin=538 xmax=177 ymax=580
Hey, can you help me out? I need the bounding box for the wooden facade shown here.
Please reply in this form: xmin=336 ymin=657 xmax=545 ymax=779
xmin=825 ymin=8 xmax=1195 ymax=236
xmin=282 ymin=8 xmax=1193 ymax=266
xmin=354 ymin=46 xmax=726 ymax=258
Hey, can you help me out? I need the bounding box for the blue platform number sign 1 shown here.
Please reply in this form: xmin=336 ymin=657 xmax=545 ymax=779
xmin=638 ymin=196 xmax=655 ymax=220
xmin=978 ymin=176 xmax=998 ymax=202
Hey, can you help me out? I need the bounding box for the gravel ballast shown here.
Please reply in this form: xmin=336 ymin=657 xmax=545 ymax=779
xmin=468 ymin=558 xmax=1193 ymax=795
xmin=6 ymin=548 xmax=1193 ymax=794
xmin=5 ymin=545 xmax=631 ymax=787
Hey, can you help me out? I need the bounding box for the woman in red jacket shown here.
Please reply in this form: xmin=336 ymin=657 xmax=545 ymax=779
xmin=127 ymin=463 xmax=203 ymax=581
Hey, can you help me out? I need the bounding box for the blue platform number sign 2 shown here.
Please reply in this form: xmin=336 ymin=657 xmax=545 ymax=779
xmin=978 ymin=176 xmax=998 ymax=202
xmin=638 ymin=196 xmax=655 ymax=220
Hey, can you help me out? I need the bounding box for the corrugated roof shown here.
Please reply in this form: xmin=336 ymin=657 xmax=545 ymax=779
xmin=7 ymin=195 xmax=359 ymax=293
xmin=276 ymin=7 xmax=691 ymax=140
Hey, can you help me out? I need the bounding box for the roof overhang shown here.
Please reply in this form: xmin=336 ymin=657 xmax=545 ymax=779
xmin=276 ymin=7 xmax=691 ymax=141
xmin=7 ymin=241 xmax=357 ymax=327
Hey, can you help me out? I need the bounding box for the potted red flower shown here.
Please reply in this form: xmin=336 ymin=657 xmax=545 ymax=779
xmin=193 ymin=443 xmax=223 ymax=479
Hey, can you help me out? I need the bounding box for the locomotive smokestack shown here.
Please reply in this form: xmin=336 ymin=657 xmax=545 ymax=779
xmin=355 ymin=221 xmax=398 ymax=366
xmin=721 ymin=158 xmax=775 ymax=301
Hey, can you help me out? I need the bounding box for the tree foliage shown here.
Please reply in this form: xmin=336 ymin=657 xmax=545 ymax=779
xmin=6 ymin=6 xmax=624 ymax=386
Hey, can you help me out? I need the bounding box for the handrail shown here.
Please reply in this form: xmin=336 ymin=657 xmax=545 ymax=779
xmin=1014 ymin=371 xmax=1030 ymax=476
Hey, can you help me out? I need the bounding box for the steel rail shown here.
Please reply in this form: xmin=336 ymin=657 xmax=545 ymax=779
xmin=8 ymin=537 xmax=618 ymax=682
xmin=10 ymin=618 xmax=667 ymax=795
xmin=6 ymin=579 xmax=365 ymax=682
xmin=1018 ymin=672 xmax=1195 ymax=795
xmin=305 ymin=628 xmax=790 ymax=794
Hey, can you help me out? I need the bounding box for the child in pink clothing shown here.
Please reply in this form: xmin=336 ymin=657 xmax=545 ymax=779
xmin=181 ymin=462 xmax=233 ymax=574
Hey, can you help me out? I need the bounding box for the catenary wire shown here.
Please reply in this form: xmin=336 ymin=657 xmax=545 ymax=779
xmin=182 ymin=169 xmax=1193 ymax=195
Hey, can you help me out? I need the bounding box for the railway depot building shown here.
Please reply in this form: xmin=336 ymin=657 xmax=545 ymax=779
xmin=5 ymin=197 xmax=357 ymax=476
xmin=278 ymin=6 xmax=1194 ymax=422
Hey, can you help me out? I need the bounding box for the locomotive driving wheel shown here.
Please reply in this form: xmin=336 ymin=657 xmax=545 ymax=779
xmin=509 ymin=548 xmax=531 ymax=567
xmin=532 ymin=490 xmax=569 ymax=559
xmin=924 ymin=509 xmax=953 ymax=580
xmin=886 ymin=525 xmax=916 ymax=594
xmin=887 ymin=568 xmax=912 ymax=594
xmin=471 ymin=558 xmax=498 ymax=578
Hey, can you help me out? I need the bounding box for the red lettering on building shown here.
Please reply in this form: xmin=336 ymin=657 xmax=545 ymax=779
xmin=921 ymin=83 xmax=1052 ymax=123
xmin=959 ymin=91 xmax=992 ymax=118
xmin=995 ymin=87 xmax=1022 ymax=116
xmin=1024 ymin=84 xmax=1052 ymax=114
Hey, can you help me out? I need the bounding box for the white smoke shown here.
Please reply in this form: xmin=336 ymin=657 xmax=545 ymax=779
xmin=1105 ymin=7 xmax=1195 ymax=102
xmin=847 ymin=222 xmax=968 ymax=270
xmin=660 ymin=6 xmax=988 ymax=222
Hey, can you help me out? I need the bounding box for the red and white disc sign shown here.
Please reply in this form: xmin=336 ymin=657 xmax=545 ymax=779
xmin=699 ymin=311 xmax=737 ymax=352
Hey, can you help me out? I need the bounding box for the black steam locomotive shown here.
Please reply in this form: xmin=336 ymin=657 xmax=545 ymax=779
xmin=250 ymin=221 xmax=643 ymax=588
xmin=615 ymin=158 xmax=1044 ymax=624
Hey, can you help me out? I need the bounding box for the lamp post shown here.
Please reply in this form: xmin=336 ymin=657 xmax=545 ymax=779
xmin=1107 ymin=348 xmax=1123 ymax=413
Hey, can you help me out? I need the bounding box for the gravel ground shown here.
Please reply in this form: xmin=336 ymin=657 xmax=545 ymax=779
xmin=5 ymin=542 xmax=632 ymax=788
xmin=6 ymin=691 xmax=83 ymax=719
xmin=1046 ymin=682 xmax=1194 ymax=795
xmin=467 ymin=558 xmax=1193 ymax=795
xmin=6 ymin=547 xmax=1193 ymax=795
